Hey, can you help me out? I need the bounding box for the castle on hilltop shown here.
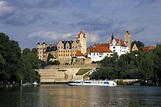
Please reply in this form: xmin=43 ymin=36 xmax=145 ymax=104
xmin=37 ymin=31 xmax=87 ymax=64
xmin=37 ymin=31 xmax=131 ymax=64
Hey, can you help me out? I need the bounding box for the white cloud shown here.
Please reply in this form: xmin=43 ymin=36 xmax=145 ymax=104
xmin=86 ymin=33 xmax=100 ymax=43
xmin=29 ymin=31 xmax=59 ymax=40
xmin=28 ymin=31 xmax=73 ymax=41
xmin=29 ymin=31 xmax=99 ymax=44
xmin=62 ymin=33 xmax=72 ymax=39
xmin=0 ymin=0 xmax=15 ymax=18
xmin=1 ymin=0 xmax=161 ymax=49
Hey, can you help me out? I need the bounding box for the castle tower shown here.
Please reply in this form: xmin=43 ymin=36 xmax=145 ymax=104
xmin=124 ymin=31 xmax=131 ymax=51
xmin=111 ymin=33 xmax=114 ymax=40
xmin=37 ymin=42 xmax=48 ymax=61
xmin=76 ymin=30 xmax=87 ymax=54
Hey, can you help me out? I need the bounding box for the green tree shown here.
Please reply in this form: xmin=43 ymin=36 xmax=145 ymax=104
xmin=23 ymin=48 xmax=31 ymax=54
xmin=31 ymin=48 xmax=37 ymax=54
xmin=154 ymin=44 xmax=161 ymax=81
xmin=0 ymin=32 xmax=21 ymax=83
xmin=0 ymin=32 xmax=40 ymax=84
xmin=0 ymin=54 xmax=5 ymax=65
xmin=89 ymin=49 xmax=154 ymax=84
xmin=20 ymin=48 xmax=40 ymax=83
xmin=119 ymin=51 xmax=154 ymax=80
xmin=90 ymin=53 xmax=118 ymax=79
xmin=39 ymin=60 xmax=47 ymax=68
xmin=47 ymin=53 xmax=54 ymax=65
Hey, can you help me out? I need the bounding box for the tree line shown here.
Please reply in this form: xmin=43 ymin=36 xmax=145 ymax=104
xmin=0 ymin=33 xmax=40 ymax=85
xmin=90 ymin=42 xmax=161 ymax=85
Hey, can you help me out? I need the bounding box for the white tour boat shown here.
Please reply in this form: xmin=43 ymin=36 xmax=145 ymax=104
xmin=68 ymin=80 xmax=117 ymax=86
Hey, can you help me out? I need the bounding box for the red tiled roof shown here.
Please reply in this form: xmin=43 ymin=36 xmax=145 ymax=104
xmin=143 ymin=46 xmax=156 ymax=52
xmin=110 ymin=38 xmax=126 ymax=47
xmin=77 ymin=30 xmax=86 ymax=38
xmin=89 ymin=45 xmax=112 ymax=53
xmin=75 ymin=50 xmax=84 ymax=56
xmin=93 ymin=43 xmax=110 ymax=48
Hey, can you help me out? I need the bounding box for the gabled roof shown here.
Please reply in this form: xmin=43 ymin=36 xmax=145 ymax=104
xmin=75 ymin=50 xmax=84 ymax=56
xmin=77 ymin=30 xmax=86 ymax=38
xmin=110 ymin=38 xmax=126 ymax=47
xmin=88 ymin=44 xmax=112 ymax=53
xmin=58 ymin=40 xmax=74 ymax=49
xmin=132 ymin=43 xmax=138 ymax=51
xmin=90 ymin=47 xmax=112 ymax=53
xmin=143 ymin=46 xmax=156 ymax=52
xmin=93 ymin=43 xmax=109 ymax=48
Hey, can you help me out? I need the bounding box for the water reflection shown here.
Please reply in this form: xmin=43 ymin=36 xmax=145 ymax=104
xmin=0 ymin=85 xmax=161 ymax=107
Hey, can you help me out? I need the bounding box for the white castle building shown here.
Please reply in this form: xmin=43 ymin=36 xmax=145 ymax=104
xmin=88 ymin=31 xmax=131 ymax=62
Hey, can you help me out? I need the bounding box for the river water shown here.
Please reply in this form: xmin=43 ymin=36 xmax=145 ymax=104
xmin=0 ymin=84 xmax=161 ymax=107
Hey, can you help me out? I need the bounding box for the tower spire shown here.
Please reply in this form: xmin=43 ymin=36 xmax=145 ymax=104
xmin=111 ymin=33 xmax=114 ymax=40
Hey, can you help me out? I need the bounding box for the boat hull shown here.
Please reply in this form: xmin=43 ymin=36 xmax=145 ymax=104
xmin=68 ymin=80 xmax=117 ymax=87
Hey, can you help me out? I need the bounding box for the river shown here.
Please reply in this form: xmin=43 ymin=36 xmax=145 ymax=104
xmin=0 ymin=84 xmax=161 ymax=107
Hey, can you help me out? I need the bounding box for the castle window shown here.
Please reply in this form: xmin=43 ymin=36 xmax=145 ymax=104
xmin=100 ymin=53 xmax=103 ymax=55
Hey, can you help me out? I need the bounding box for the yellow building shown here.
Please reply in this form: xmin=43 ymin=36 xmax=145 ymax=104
xmin=37 ymin=31 xmax=87 ymax=64
xmin=131 ymin=43 xmax=138 ymax=51
xmin=37 ymin=42 xmax=48 ymax=61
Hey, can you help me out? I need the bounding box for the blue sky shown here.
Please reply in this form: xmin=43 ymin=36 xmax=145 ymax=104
xmin=1 ymin=0 xmax=161 ymax=49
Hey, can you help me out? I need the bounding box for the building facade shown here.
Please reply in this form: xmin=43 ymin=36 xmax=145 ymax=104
xmin=37 ymin=31 xmax=87 ymax=64
xmin=37 ymin=31 xmax=131 ymax=64
xmin=109 ymin=35 xmax=130 ymax=56
xmin=37 ymin=42 xmax=49 ymax=61
xmin=87 ymin=43 xmax=113 ymax=62
xmin=87 ymin=31 xmax=131 ymax=62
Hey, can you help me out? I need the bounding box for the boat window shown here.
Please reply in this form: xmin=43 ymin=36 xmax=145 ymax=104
xmin=85 ymin=82 xmax=91 ymax=83
xmin=69 ymin=81 xmax=81 ymax=83
xmin=104 ymin=82 xmax=109 ymax=84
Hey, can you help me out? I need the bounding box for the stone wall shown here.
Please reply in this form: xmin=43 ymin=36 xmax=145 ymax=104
xmin=45 ymin=64 xmax=99 ymax=69
xmin=38 ymin=65 xmax=97 ymax=83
